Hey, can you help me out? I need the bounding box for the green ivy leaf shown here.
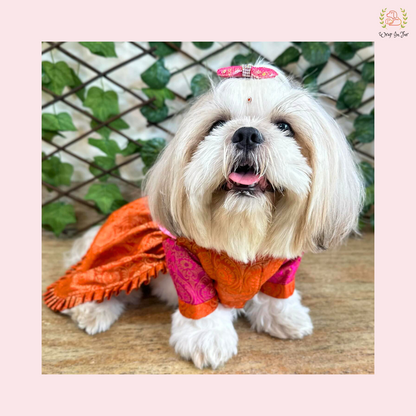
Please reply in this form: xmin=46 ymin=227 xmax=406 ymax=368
xmin=336 ymin=80 xmax=367 ymax=110
xmin=42 ymin=202 xmax=76 ymax=236
xmin=190 ymin=74 xmax=211 ymax=97
xmin=334 ymin=42 xmax=356 ymax=60
xmin=42 ymin=70 xmax=50 ymax=85
xmin=361 ymin=61 xmax=374 ymax=83
xmin=69 ymin=68 xmax=85 ymax=101
xmin=353 ymin=113 xmax=374 ymax=143
xmin=300 ymin=42 xmax=330 ymax=65
xmin=90 ymin=118 xmax=130 ymax=139
xmin=302 ymin=63 xmax=326 ymax=91
xmin=89 ymin=156 xmax=120 ymax=182
xmin=84 ymin=183 xmax=126 ymax=214
xmin=84 ymin=87 xmax=119 ymax=121
xmin=231 ymin=52 xmax=259 ymax=66
xmin=120 ymin=139 xmax=141 ymax=156
xmin=141 ymin=59 xmax=171 ymax=89
xmin=347 ymin=131 xmax=356 ymax=146
xmin=359 ymin=161 xmax=374 ymax=187
xmin=274 ymin=47 xmax=301 ymax=67
xmin=42 ymin=61 xmax=74 ymax=95
xmin=88 ymin=138 xmax=121 ymax=157
xmin=140 ymin=104 xmax=169 ymax=123
xmin=42 ymin=156 xmax=74 ymax=188
xmin=138 ymin=138 xmax=166 ymax=173
xmin=42 ymin=112 xmax=77 ymax=132
xmin=334 ymin=42 xmax=372 ymax=60
xmin=358 ymin=216 xmax=366 ymax=230
xmin=192 ymin=42 xmax=214 ymax=49
xmin=79 ymin=42 xmax=117 ymax=58
xmin=107 ymin=118 xmax=129 ymax=130
xmin=42 ymin=61 xmax=85 ymax=101
xmin=353 ymin=42 xmax=372 ymax=50
xmin=42 ymin=130 xmax=65 ymax=141
xmin=120 ymin=137 xmax=166 ymax=163
xmin=364 ymin=184 xmax=374 ymax=207
xmin=149 ymin=42 xmax=181 ymax=57
xmin=142 ymin=87 xmax=175 ymax=108
xmin=110 ymin=198 xmax=128 ymax=212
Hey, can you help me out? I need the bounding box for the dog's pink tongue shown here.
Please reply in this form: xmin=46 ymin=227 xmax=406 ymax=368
xmin=229 ymin=171 xmax=261 ymax=185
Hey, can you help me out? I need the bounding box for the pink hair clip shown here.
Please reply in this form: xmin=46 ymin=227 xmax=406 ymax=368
xmin=217 ymin=64 xmax=278 ymax=79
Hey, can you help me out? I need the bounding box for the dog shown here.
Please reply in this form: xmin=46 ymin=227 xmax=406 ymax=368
xmin=60 ymin=62 xmax=364 ymax=369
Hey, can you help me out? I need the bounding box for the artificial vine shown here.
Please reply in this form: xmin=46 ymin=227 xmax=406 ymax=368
xmin=42 ymin=41 xmax=374 ymax=236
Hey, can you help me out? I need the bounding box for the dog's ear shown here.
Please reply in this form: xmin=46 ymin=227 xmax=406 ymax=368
xmin=143 ymin=141 xmax=181 ymax=237
xmin=143 ymin=93 xmax=215 ymax=237
xmin=300 ymin=103 xmax=365 ymax=252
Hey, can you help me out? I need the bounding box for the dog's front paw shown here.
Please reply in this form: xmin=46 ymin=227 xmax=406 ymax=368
xmin=245 ymin=290 xmax=313 ymax=340
xmin=170 ymin=306 xmax=238 ymax=369
xmin=61 ymin=298 xmax=125 ymax=335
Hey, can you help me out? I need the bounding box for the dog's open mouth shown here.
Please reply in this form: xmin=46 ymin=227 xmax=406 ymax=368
xmin=223 ymin=165 xmax=271 ymax=193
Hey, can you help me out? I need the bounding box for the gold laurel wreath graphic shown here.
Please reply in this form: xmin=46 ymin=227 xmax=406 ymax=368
xmin=400 ymin=8 xmax=408 ymax=28
xmin=379 ymin=8 xmax=387 ymax=28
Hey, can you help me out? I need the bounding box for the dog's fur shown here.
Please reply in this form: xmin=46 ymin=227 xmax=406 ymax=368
xmin=62 ymin=64 xmax=364 ymax=369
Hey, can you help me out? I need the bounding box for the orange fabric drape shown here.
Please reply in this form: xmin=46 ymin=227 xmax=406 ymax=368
xmin=44 ymin=197 xmax=167 ymax=311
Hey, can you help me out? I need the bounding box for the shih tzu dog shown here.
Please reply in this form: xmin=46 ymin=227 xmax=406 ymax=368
xmin=49 ymin=63 xmax=364 ymax=370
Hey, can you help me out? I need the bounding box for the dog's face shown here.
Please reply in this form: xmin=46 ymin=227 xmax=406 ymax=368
xmin=145 ymin=66 xmax=364 ymax=262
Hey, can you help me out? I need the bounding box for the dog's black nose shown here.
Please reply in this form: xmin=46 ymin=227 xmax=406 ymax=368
xmin=232 ymin=127 xmax=264 ymax=151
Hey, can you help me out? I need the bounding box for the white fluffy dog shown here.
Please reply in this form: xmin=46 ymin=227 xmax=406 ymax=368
xmin=62 ymin=63 xmax=364 ymax=369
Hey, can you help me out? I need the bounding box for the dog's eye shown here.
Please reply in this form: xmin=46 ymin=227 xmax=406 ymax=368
xmin=210 ymin=120 xmax=226 ymax=132
xmin=275 ymin=122 xmax=293 ymax=135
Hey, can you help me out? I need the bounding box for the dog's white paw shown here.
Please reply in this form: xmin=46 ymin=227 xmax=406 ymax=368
xmin=170 ymin=305 xmax=238 ymax=369
xmin=62 ymin=297 xmax=125 ymax=335
xmin=245 ymin=290 xmax=313 ymax=340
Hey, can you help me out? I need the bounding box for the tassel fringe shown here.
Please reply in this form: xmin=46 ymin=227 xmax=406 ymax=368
xmin=43 ymin=262 xmax=167 ymax=312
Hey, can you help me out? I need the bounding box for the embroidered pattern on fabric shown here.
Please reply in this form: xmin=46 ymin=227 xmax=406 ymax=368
xmin=267 ymin=257 xmax=301 ymax=285
xmin=175 ymin=238 xmax=288 ymax=309
xmin=163 ymin=238 xmax=216 ymax=305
